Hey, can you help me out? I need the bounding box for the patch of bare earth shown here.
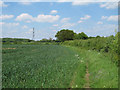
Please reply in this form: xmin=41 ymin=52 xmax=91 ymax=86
xmin=84 ymin=62 xmax=91 ymax=90
xmin=2 ymin=48 xmax=16 ymax=50
xmin=32 ymin=49 xmax=36 ymax=51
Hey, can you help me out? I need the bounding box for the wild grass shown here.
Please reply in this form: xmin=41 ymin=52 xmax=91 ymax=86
xmin=86 ymin=50 xmax=118 ymax=88
xmin=66 ymin=46 xmax=118 ymax=88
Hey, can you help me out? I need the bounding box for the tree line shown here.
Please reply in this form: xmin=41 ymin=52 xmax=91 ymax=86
xmin=55 ymin=29 xmax=102 ymax=42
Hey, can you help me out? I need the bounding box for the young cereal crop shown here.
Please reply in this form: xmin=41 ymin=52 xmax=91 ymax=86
xmin=2 ymin=45 xmax=86 ymax=88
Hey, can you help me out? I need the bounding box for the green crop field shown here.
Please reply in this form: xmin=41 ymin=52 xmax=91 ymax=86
xmin=2 ymin=45 xmax=86 ymax=88
xmin=2 ymin=44 xmax=118 ymax=88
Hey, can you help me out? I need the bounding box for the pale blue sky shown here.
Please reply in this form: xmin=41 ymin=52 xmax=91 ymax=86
xmin=1 ymin=2 xmax=118 ymax=40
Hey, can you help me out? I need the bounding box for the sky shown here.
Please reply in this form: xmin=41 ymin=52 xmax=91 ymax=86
xmin=0 ymin=1 xmax=119 ymax=40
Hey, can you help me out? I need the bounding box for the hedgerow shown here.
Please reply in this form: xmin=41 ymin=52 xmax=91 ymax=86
xmin=63 ymin=32 xmax=119 ymax=66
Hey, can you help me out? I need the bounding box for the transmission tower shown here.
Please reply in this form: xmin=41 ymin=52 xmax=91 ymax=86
xmin=32 ymin=27 xmax=35 ymax=40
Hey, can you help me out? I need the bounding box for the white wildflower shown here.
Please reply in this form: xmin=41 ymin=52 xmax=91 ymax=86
xmin=76 ymin=85 xmax=78 ymax=87
xmin=88 ymin=50 xmax=91 ymax=52
xmin=75 ymin=54 xmax=79 ymax=57
xmin=81 ymin=60 xmax=83 ymax=63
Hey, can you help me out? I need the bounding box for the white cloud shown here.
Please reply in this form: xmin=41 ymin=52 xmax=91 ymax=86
xmin=19 ymin=2 xmax=32 ymax=5
xmin=0 ymin=22 xmax=5 ymax=25
xmin=22 ymin=25 xmax=28 ymax=29
xmin=16 ymin=13 xmax=33 ymax=21
xmin=78 ymin=20 xmax=83 ymax=23
xmin=53 ymin=24 xmax=58 ymax=27
xmin=83 ymin=24 xmax=117 ymax=37
xmin=32 ymin=0 xmax=42 ymax=1
xmin=52 ymin=30 xmax=57 ymax=32
xmin=7 ymin=23 xmax=19 ymax=26
xmin=101 ymin=15 xmax=118 ymax=21
xmin=16 ymin=13 xmax=60 ymax=23
xmin=17 ymin=0 xmax=42 ymax=2
xmin=58 ymin=1 xmax=118 ymax=10
xmin=57 ymin=0 xmax=119 ymax=2
xmin=101 ymin=16 xmax=108 ymax=20
xmin=17 ymin=0 xmax=42 ymax=6
xmin=50 ymin=10 xmax=58 ymax=14
xmin=60 ymin=23 xmax=75 ymax=28
xmin=90 ymin=24 xmax=117 ymax=36
xmin=0 ymin=1 xmax=8 ymax=7
xmin=97 ymin=21 xmax=103 ymax=24
xmin=2 ymin=22 xmax=19 ymax=26
xmin=57 ymin=0 xmax=70 ymax=2
xmin=25 ymin=29 xmax=33 ymax=34
xmin=107 ymin=15 xmax=118 ymax=21
xmin=72 ymin=2 xmax=91 ymax=5
xmin=25 ymin=21 xmax=32 ymax=23
xmin=78 ymin=15 xmax=91 ymax=23
xmin=58 ymin=0 xmax=91 ymax=2
xmin=35 ymin=14 xmax=60 ymax=23
xmin=0 ymin=15 xmax=14 ymax=20
xmin=100 ymin=2 xmax=118 ymax=9
xmin=80 ymin=15 xmax=91 ymax=20
xmin=61 ymin=18 xmax=70 ymax=23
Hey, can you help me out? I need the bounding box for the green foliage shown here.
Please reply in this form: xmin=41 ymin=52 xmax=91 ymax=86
xmin=74 ymin=32 xmax=88 ymax=40
xmin=88 ymin=36 xmax=95 ymax=39
xmin=96 ymin=35 xmax=101 ymax=38
xmin=40 ymin=38 xmax=49 ymax=42
xmin=108 ymin=32 xmax=120 ymax=64
xmin=55 ymin=29 xmax=75 ymax=42
xmin=40 ymin=38 xmax=53 ymax=42
xmin=55 ymin=30 xmax=89 ymax=41
xmin=2 ymin=38 xmax=33 ymax=44
xmin=63 ymin=34 xmax=118 ymax=65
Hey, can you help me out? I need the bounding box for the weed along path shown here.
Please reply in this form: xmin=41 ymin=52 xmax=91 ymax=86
xmin=2 ymin=45 xmax=118 ymax=88
xmin=84 ymin=61 xmax=90 ymax=88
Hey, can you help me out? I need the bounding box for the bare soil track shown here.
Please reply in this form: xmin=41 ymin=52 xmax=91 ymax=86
xmin=2 ymin=48 xmax=16 ymax=50
xmin=84 ymin=62 xmax=91 ymax=89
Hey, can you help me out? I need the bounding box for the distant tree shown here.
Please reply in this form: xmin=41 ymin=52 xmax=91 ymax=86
xmin=79 ymin=32 xmax=88 ymax=39
xmin=49 ymin=38 xmax=53 ymax=42
xmin=88 ymin=36 xmax=95 ymax=39
xmin=74 ymin=32 xmax=88 ymax=40
xmin=110 ymin=35 xmax=114 ymax=37
xmin=28 ymin=40 xmax=33 ymax=42
xmin=96 ymin=35 xmax=101 ymax=38
xmin=55 ymin=29 xmax=75 ymax=42
xmin=40 ymin=38 xmax=48 ymax=42
xmin=73 ymin=33 xmax=78 ymax=39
